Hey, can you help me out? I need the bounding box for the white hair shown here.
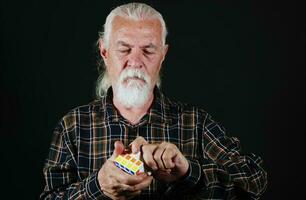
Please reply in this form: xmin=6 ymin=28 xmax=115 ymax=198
xmin=95 ymin=3 xmax=167 ymax=98
xmin=115 ymin=68 xmax=152 ymax=108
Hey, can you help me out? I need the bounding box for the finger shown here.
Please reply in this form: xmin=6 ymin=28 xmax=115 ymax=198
xmin=133 ymin=175 xmax=153 ymax=191
xmin=153 ymin=146 xmax=166 ymax=170
xmin=110 ymin=141 xmax=125 ymax=160
xmin=103 ymin=191 xmax=126 ymax=200
xmin=103 ymin=159 xmax=145 ymax=185
xmin=162 ymin=146 xmax=176 ymax=169
xmin=116 ymin=171 xmax=148 ymax=185
xmin=114 ymin=184 xmax=142 ymax=198
xmin=142 ymin=144 xmax=158 ymax=170
xmin=130 ymin=136 xmax=148 ymax=154
xmin=102 ymin=190 xmax=117 ymax=199
xmin=115 ymin=183 xmax=136 ymax=194
xmin=126 ymin=190 xmax=141 ymax=200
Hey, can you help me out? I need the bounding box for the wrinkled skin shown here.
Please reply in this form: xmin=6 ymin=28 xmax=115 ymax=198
xmin=98 ymin=141 xmax=153 ymax=200
xmin=98 ymin=136 xmax=189 ymax=200
xmin=130 ymin=137 xmax=190 ymax=182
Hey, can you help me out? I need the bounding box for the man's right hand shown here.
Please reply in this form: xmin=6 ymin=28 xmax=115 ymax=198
xmin=98 ymin=141 xmax=153 ymax=200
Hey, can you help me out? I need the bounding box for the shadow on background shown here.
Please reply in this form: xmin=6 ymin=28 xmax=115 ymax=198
xmin=0 ymin=0 xmax=305 ymax=199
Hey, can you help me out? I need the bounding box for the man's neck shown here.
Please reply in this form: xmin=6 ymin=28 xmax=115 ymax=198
xmin=113 ymin=93 xmax=154 ymax=125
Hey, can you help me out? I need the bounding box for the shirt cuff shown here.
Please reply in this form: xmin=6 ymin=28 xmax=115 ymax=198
xmin=180 ymin=158 xmax=202 ymax=188
xmin=165 ymin=158 xmax=202 ymax=196
xmin=85 ymin=170 xmax=110 ymax=199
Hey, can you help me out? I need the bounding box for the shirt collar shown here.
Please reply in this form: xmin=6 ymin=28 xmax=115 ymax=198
xmin=103 ymin=87 xmax=172 ymax=125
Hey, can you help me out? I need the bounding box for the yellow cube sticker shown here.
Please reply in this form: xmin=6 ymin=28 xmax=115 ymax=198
xmin=115 ymin=152 xmax=145 ymax=175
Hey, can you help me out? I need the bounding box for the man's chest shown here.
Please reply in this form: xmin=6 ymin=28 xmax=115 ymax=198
xmin=73 ymin=121 xmax=202 ymax=176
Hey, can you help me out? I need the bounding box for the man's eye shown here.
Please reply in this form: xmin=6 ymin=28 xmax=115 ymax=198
xmin=118 ymin=49 xmax=131 ymax=54
xmin=143 ymin=49 xmax=155 ymax=55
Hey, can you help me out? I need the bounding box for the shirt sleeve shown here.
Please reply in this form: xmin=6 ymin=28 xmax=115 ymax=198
xmin=40 ymin=120 xmax=109 ymax=200
xmin=201 ymin=117 xmax=268 ymax=196
xmin=166 ymin=115 xmax=268 ymax=199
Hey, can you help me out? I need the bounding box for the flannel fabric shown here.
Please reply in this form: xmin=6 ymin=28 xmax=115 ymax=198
xmin=41 ymin=88 xmax=267 ymax=199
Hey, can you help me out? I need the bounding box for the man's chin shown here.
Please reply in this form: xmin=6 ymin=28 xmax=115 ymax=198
xmin=115 ymin=82 xmax=152 ymax=108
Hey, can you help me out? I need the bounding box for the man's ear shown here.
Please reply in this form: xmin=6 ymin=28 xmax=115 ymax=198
xmin=162 ymin=44 xmax=169 ymax=62
xmin=99 ymin=39 xmax=108 ymax=64
xmin=158 ymin=44 xmax=169 ymax=72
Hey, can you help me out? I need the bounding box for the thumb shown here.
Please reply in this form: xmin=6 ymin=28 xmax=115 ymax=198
xmin=130 ymin=136 xmax=148 ymax=154
xmin=110 ymin=141 xmax=125 ymax=160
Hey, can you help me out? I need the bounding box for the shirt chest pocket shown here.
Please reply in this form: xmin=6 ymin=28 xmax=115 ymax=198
xmin=144 ymin=123 xmax=198 ymax=159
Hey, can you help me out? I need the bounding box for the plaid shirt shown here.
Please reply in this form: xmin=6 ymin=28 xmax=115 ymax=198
xmin=41 ymin=88 xmax=267 ymax=199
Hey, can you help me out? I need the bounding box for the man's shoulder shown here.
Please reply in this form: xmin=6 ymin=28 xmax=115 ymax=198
xmin=76 ymin=98 xmax=106 ymax=112
xmin=69 ymin=98 xmax=105 ymax=113
xmin=59 ymin=98 xmax=106 ymax=121
xmin=163 ymin=95 xmax=211 ymax=121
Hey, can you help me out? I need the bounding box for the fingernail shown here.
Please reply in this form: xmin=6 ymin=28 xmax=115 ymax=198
xmin=138 ymin=172 xmax=147 ymax=177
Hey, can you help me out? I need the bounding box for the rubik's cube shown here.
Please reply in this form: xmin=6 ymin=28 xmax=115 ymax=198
xmin=114 ymin=153 xmax=144 ymax=175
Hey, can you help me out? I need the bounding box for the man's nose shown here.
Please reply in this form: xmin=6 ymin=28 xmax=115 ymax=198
xmin=127 ymin=48 xmax=143 ymax=68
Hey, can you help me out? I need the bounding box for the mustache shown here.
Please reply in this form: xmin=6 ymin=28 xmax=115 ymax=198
xmin=120 ymin=69 xmax=149 ymax=83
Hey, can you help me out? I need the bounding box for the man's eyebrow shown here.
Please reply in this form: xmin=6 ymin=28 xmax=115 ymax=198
xmin=141 ymin=43 xmax=158 ymax=50
xmin=116 ymin=41 xmax=133 ymax=48
xmin=116 ymin=41 xmax=158 ymax=49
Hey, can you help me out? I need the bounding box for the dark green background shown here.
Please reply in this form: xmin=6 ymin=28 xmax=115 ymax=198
xmin=1 ymin=0 xmax=305 ymax=199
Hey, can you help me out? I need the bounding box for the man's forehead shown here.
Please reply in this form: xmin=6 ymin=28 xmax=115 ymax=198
xmin=111 ymin=16 xmax=162 ymax=35
xmin=110 ymin=16 xmax=163 ymax=46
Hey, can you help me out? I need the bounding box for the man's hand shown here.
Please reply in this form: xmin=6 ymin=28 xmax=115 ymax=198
xmin=130 ymin=137 xmax=189 ymax=183
xmin=98 ymin=141 xmax=153 ymax=200
xmin=141 ymin=142 xmax=189 ymax=182
xmin=129 ymin=136 xmax=148 ymax=154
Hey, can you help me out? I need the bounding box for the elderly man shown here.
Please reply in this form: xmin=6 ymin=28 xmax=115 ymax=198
xmin=41 ymin=3 xmax=267 ymax=200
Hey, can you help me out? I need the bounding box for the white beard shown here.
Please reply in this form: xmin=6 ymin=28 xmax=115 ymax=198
xmin=114 ymin=69 xmax=152 ymax=109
